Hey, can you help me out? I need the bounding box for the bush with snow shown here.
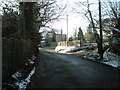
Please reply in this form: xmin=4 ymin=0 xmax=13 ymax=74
xmin=84 ymin=52 xmax=100 ymax=60
xmin=3 ymin=55 xmax=37 ymax=89
xmin=15 ymin=67 xmax=36 ymax=89
xmin=103 ymin=48 xmax=120 ymax=68
xmin=83 ymin=48 xmax=120 ymax=68
xmin=111 ymin=37 xmax=120 ymax=55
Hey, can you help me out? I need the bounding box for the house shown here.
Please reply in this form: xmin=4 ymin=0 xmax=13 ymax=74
xmin=46 ymin=31 xmax=56 ymax=43
xmin=55 ymin=34 xmax=66 ymax=42
xmin=40 ymin=27 xmax=66 ymax=46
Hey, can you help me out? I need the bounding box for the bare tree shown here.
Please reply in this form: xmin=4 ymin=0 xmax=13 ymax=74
xmin=73 ymin=0 xmax=102 ymax=54
xmin=36 ymin=0 xmax=66 ymax=30
xmin=102 ymin=0 xmax=120 ymax=35
xmin=102 ymin=0 xmax=120 ymax=55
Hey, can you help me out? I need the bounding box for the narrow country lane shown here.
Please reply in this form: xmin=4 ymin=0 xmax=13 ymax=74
xmin=27 ymin=48 xmax=120 ymax=88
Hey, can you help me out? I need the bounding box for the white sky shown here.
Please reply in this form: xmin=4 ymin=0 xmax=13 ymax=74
xmin=49 ymin=0 xmax=98 ymax=38
xmin=1 ymin=0 xmax=118 ymax=38
xmin=49 ymin=0 xmax=119 ymax=38
xmin=50 ymin=14 xmax=89 ymax=37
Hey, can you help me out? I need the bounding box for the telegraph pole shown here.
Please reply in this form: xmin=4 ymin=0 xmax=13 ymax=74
xmin=61 ymin=28 xmax=62 ymax=41
xmin=66 ymin=15 xmax=68 ymax=47
xmin=99 ymin=0 xmax=103 ymax=59
xmin=66 ymin=15 xmax=68 ymax=41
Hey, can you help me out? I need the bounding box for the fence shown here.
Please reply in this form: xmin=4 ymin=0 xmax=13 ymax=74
xmin=57 ymin=40 xmax=97 ymax=47
xmin=2 ymin=38 xmax=34 ymax=83
xmin=57 ymin=40 xmax=80 ymax=47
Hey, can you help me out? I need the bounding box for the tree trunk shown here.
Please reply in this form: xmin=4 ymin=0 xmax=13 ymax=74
xmin=88 ymin=10 xmax=101 ymax=53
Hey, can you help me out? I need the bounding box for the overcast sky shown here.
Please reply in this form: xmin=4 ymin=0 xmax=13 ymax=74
xmin=49 ymin=0 xmax=119 ymax=37
xmin=49 ymin=0 xmax=98 ymax=37
xmin=1 ymin=0 xmax=119 ymax=38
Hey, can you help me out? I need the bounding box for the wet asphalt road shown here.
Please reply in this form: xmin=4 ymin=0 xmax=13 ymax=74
xmin=28 ymin=48 xmax=120 ymax=88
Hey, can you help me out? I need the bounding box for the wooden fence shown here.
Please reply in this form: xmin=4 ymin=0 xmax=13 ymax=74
xmin=57 ymin=40 xmax=97 ymax=47
xmin=2 ymin=38 xmax=34 ymax=83
xmin=57 ymin=40 xmax=80 ymax=47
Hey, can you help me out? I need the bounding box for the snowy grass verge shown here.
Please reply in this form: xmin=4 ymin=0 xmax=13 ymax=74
xmin=3 ymin=55 xmax=37 ymax=89
xmin=55 ymin=46 xmax=94 ymax=53
xmin=84 ymin=52 xmax=100 ymax=60
xmin=55 ymin=46 xmax=79 ymax=53
xmin=84 ymin=49 xmax=120 ymax=69
xmin=103 ymin=49 xmax=120 ymax=68
xmin=15 ymin=67 xmax=36 ymax=89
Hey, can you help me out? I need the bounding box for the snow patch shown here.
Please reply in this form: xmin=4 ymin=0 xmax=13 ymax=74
xmin=55 ymin=46 xmax=80 ymax=52
xmin=3 ymin=55 xmax=37 ymax=89
xmin=83 ymin=49 xmax=120 ymax=68
xmin=103 ymin=60 xmax=119 ymax=68
xmin=112 ymin=37 xmax=120 ymax=46
xmin=32 ymin=55 xmax=36 ymax=60
xmin=84 ymin=52 xmax=100 ymax=60
xmin=103 ymin=49 xmax=120 ymax=68
xmin=28 ymin=59 xmax=34 ymax=64
xmin=55 ymin=46 xmax=94 ymax=53
xmin=15 ymin=67 xmax=36 ymax=89
xmin=78 ymin=50 xmax=87 ymax=52
xmin=25 ymin=55 xmax=36 ymax=65
xmin=12 ymin=72 xmax=22 ymax=81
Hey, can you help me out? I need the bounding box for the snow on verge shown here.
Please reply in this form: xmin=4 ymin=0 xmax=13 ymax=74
xmin=12 ymin=72 xmax=22 ymax=81
xmin=3 ymin=55 xmax=37 ymax=89
xmin=55 ymin=46 xmax=94 ymax=53
xmin=84 ymin=52 xmax=100 ymax=61
xmin=25 ymin=55 xmax=36 ymax=65
xmin=15 ymin=67 xmax=36 ymax=89
xmin=84 ymin=49 xmax=120 ymax=68
xmin=55 ymin=46 xmax=80 ymax=53
xmin=103 ymin=49 xmax=120 ymax=68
